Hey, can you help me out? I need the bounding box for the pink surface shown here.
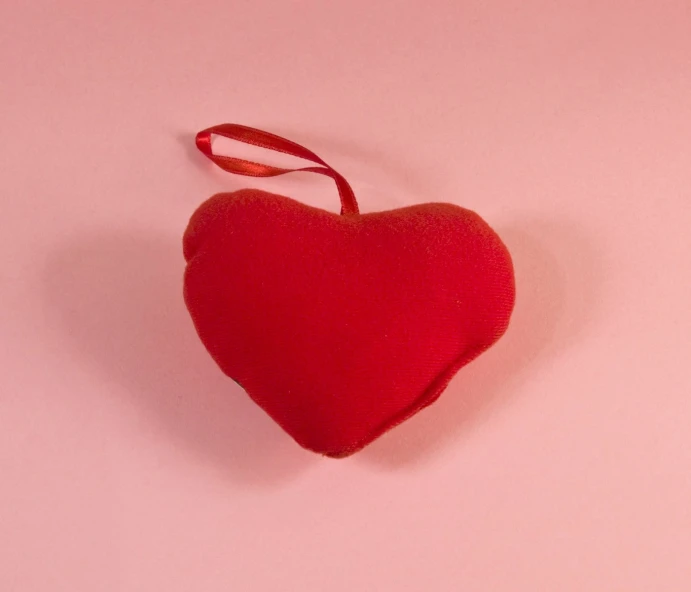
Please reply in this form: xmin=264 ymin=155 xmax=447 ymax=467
xmin=2 ymin=1 xmax=691 ymax=589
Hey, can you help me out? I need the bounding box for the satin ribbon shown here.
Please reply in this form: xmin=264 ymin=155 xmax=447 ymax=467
xmin=195 ymin=124 xmax=359 ymax=215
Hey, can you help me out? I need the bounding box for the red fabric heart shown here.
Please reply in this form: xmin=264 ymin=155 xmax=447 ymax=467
xmin=184 ymin=125 xmax=515 ymax=457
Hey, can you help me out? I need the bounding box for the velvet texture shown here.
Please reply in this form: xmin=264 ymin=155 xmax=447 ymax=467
xmin=183 ymin=189 xmax=515 ymax=457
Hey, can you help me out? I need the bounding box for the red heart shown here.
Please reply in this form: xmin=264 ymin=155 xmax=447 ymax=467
xmin=183 ymin=125 xmax=515 ymax=457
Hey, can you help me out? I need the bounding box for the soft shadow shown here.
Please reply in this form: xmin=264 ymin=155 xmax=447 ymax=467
xmin=43 ymin=229 xmax=315 ymax=486
xmin=359 ymin=218 xmax=602 ymax=468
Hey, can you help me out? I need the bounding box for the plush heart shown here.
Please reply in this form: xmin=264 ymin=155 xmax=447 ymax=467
xmin=183 ymin=125 xmax=515 ymax=457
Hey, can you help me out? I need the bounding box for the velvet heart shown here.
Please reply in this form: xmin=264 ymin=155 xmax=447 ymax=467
xmin=183 ymin=125 xmax=515 ymax=457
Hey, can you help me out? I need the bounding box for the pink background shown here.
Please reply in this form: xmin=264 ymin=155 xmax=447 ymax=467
xmin=2 ymin=1 xmax=691 ymax=589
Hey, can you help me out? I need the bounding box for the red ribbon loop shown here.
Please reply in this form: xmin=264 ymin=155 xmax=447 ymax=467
xmin=195 ymin=124 xmax=359 ymax=215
